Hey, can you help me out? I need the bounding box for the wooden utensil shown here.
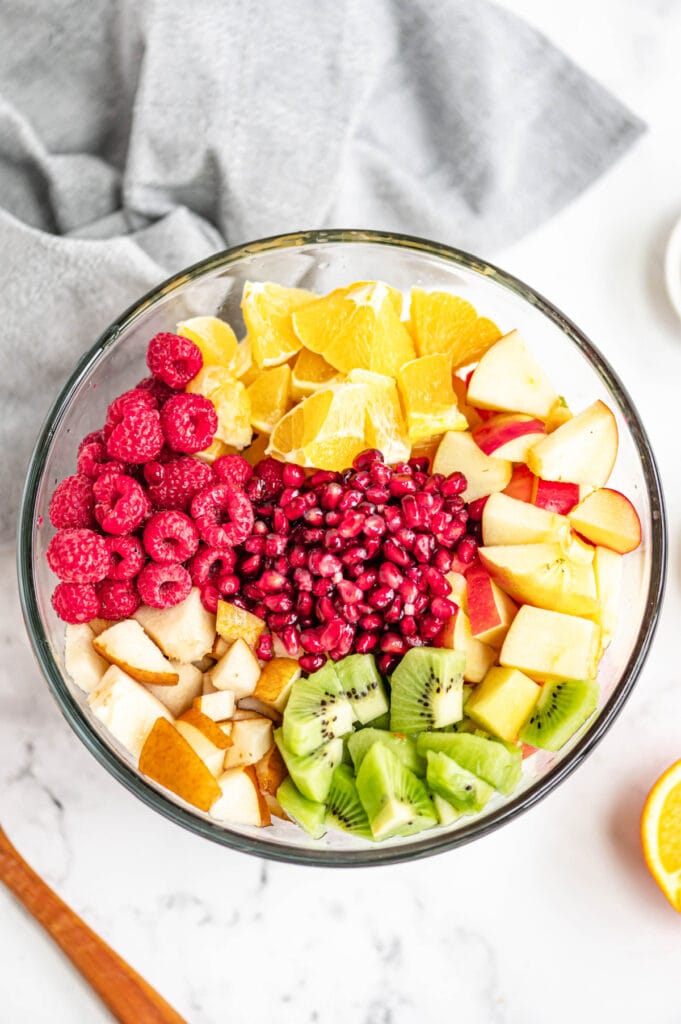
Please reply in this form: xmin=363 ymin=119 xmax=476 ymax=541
xmin=0 ymin=824 xmax=188 ymax=1024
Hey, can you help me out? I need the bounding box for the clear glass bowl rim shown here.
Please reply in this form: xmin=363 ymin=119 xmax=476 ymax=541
xmin=16 ymin=228 xmax=667 ymax=867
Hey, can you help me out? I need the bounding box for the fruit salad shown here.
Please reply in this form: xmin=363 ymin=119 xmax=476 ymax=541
xmin=44 ymin=280 xmax=642 ymax=842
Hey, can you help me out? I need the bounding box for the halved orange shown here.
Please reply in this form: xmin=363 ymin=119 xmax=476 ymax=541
xmin=409 ymin=289 xmax=502 ymax=369
xmin=641 ymin=759 xmax=681 ymax=911
xmin=242 ymin=282 xmax=316 ymax=367
xmin=291 ymin=281 xmax=415 ymax=377
xmin=246 ymin=364 xmax=292 ymax=434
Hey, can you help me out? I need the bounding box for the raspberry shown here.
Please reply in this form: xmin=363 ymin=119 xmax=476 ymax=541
xmin=106 ymin=535 xmax=146 ymax=580
xmin=78 ymin=430 xmax=104 ymax=453
xmin=143 ymin=456 xmax=215 ymax=511
xmin=190 ymin=484 xmax=254 ymax=547
xmin=106 ymin=404 xmax=164 ymax=464
xmin=136 ymin=375 xmax=177 ymax=406
xmin=137 ymin=562 xmax=192 ymax=609
xmin=96 ymin=580 xmax=140 ymax=619
xmin=76 ymin=440 xmax=125 ymax=480
xmin=93 ymin=473 xmax=151 ymax=535
xmin=214 ymin=454 xmax=254 ymax=489
xmin=48 ymin=474 xmax=94 ymax=529
xmin=188 ymin=544 xmax=237 ymax=587
xmin=46 ymin=528 xmax=111 ymax=583
xmin=146 ymin=332 xmax=203 ymax=389
xmin=103 ymin=388 xmax=157 ymax=441
xmin=143 ymin=510 xmax=199 ymax=563
xmin=160 ymin=393 xmax=217 ymax=454
xmin=52 ymin=582 xmax=100 ymax=623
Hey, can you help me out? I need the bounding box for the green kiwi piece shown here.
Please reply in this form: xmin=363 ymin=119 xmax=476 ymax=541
xmin=356 ymin=742 xmax=438 ymax=841
xmin=389 ymin=647 xmax=465 ymax=733
xmin=416 ymin=731 xmax=522 ymax=795
xmin=276 ymin=778 xmax=327 ymax=840
xmin=282 ymin=662 xmax=354 ymax=756
xmin=347 ymin=727 xmax=426 ymax=777
xmin=519 ymin=678 xmax=599 ymax=752
xmin=274 ymin=729 xmax=343 ymax=803
xmin=325 ymin=765 xmax=373 ymax=838
xmin=334 ymin=654 xmax=389 ymax=724
xmin=432 ymin=793 xmax=461 ymax=826
xmin=425 ymin=751 xmax=493 ymax=812
xmin=369 ymin=711 xmax=391 ymax=730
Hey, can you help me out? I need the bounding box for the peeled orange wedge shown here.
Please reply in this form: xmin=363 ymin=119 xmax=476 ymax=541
xmin=291 ymin=347 xmax=343 ymax=399
xmin=246 ymin=364 xmax=292 ymax=434
xmin=242 ymin=282 xmax=316 ymax=367
xmin=177 ymin=316 xmax=239 ymax=369
xmin=641 ymin=760 xmax=681 ymax=911
xmin=291 ymin=281 xmax=416 ymax=377
xmin=409 ymin=289 xmax=502 ymax=369
xmin=186 ymin=365 xmax=252 ymax=449
xmin=397 ymin=353 xmax=468 ymax=442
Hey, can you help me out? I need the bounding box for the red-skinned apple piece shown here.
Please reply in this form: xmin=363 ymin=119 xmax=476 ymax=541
xmin=478 ymin=542 xmax=599 ymax=617
xmin=465 ymin=565 xmax=518 ymax=647
xmin=472 ymin=414 xmax=545 ymax=461
xmin=503 ymin=465 xmax=535 ymax=503
xmin=568 ymin=488 xmax=642 ymax=554
xmin=532 ymin=477 xmax=580 ymax=515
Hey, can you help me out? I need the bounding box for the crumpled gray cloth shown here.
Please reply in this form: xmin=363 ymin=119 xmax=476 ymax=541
xmin=0 ymin=0 xmax=643 ymax=541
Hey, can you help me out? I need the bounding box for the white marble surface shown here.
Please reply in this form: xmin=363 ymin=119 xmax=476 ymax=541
xmin=1 ymin=1 xmax=680 ymax=1021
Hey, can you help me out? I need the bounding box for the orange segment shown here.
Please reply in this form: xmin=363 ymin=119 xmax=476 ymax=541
xmin=291 ymin=281 xmax=416 ymax=377
xmin=641 ymin=759 xmax=681 ymax=911
xmin=246 ymin=364 xmax=293 ymax=434
xmin=242 ymin=282 xmax=316 ymax=367
xmin=347 ymin=369 xmax=410 ymax=465
xmin=186 ymin=365 xmax=252 ymax=449
xmin=291 ymin=348 xmax=343 ymax=399
xmin=397 ymin=354 xmax=468 ymax=443
xmin=176 ymin=316 xmax=239 ymax=369
xmin=409 ymin=289 xmax=502 ymax=369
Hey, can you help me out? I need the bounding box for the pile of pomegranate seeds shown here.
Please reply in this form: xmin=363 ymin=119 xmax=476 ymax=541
xmin=226 ymin=449 xmax=479 ymax=674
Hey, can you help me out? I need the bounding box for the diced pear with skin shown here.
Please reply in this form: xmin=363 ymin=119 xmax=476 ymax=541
xmin=135 ymin=588 xmax=216 ymax=663
xmin=249 ymin=657 xmax=301 ymax=713
xmin=465 ymin=666 xmax=542 ymax=742
xmin=93 ymin=620 xmax=179 ymax=686
xmin=193 ymin=689 xmax=236 ymax=722
xmin=175 ymin=720 xmax=227 ymax=778
xmin=526 ymin=400 xmax=618 ymax=489
xmin=208 ymin=637 xmax=261 ymax=698
xmin=263 ymin=793 xmax=289 ymax=820
xmin=445 ymin=571 xmax=468 ymax=613
xmin=88 ymin=618 xmax=115 ymax=637
xmin=593 ymin=545 xmax=624 ymax=652
xmin=145 ymin=662 xmax=203 ymax=717
xmin=139 ymin=718 xmax=222 ymax=812
xmin=499 ymin=605 xmax=601 ymax=682
xmin=467 ymin=331 xmax=559 ymax=419
xmin=472 ymin=413 xmax=545 ymax=461
xmin=212 ymin=635 xmax=229 ymax=659
xmin=88 ymin=666 xmax=173 ymax=759
xmin=179 ymin=708 xmax=233 ymax=749
xmin=230 ymin=709 xmax=263 ymax=721
xmin=216 ymin=600 xmax=265 ymax=647
xmin=210 ymin=765 xmax=271 ymax=827
xmin=432 ymin=431 xmax=512 ymax=503
xmin=568 ymin=488 xmax=641 ymax=554
xmin=478 ymin=543 xmax=599 ymax=617
xmin=439 ymin=609 xmax=496 ymax=683
xmin=223 ymin=717 xmax=274 ymax=769
xmin=202 ymin=673 xmax=219 ymax=695
xmin=236 ymin=697 xmax=283 ymax=723
xmin=465 ymin=566 xmax=518 ymax=647
xmin=481 ymin=492 xmax=568 ymax=546
xmin=254 ymin=744 xmax=288 ymax=796
xmin=64 ymin=624 xmax=108 ymax=694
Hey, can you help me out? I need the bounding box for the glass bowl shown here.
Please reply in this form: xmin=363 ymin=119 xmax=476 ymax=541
xmin=17 ymin=230 xmax=666 ymax=866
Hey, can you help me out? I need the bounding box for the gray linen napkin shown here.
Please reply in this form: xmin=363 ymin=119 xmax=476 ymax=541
xmin=0 ymin=0 xmax=643 ymax=541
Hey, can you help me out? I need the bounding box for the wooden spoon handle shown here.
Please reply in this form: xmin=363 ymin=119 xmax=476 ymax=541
xmin=0 ymin=826 xmax=187 ymax=1024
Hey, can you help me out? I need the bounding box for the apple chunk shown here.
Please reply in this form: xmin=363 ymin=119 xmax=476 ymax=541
xmin=593 ymin=545 xmax=623 ymax=651
xmin=500 ymin=605 xmax=601 ymax=681
xmin=465 ymin=666 xmax=541 ymax=742
xmin=472 ymin=414 xmax=545 ymax=461
xmin=139 ymin=718 xmax=222 ymax=812
xmin=93 ymin=620 xmax=179 ymax=686
xmin=465 ymin=565 xmax=517 ymax=647
xmin=88 ymin=665 xmax=173 ymax=759
xmin=479 ymin=543 xmax=599 ymax=617
xmin=135 ymin=588 xmax=216 ymax=663
xmin=439 ymin=609 xmax=496 ymax=683
xmin=432 ymin=431 xmax=512 ymax=502
xmin=467 ymin=331 xmax=559 ymax=419
xmin=210 ymin=766 xmax=271 ymax=826
xmin=532 ymin=477 xmax=580 ymax=515
xmin=526 ymin=400 xmax=618 ymax=489
xmin=568 ymin=488 xmax=641 ymax=553
xmin=64 ymin=623 xmax=108 ymax=694
xmin=481 ymin=492 xmax=568 ymax=546
xmin=502 ymin=464 xmax=535 ymax=503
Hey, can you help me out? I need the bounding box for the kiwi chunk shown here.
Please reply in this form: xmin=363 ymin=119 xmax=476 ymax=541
xmin=282 ymin=662 xmax=354 ymax=756
xmin=334 ymin=654 xmax=389 ymax=724
xmin=325 ymin=765 xmax=373 ymax=839
xmin=389 ymin=647 xmax=465 ymax=733
xmin=432 ymin=793 xmax=461 ymax=826
xmin=347 ymin=728 xmax=426 ymax=777
xmin=276 ymin=778 xmax=326 ymax=839
xmin=274 ymin=729 xmax=343 ymax=803
xmin=356 ymin=742 xmax=438 ymax=841
xmin=425 ymin=751 xmax=493 ymax=813
xmin=519 ymin=678 xmax=598 ymax=751
xmin=417 ymin=732 xmax=522 ymax=795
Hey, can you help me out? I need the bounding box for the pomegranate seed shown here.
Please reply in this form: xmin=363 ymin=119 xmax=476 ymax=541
xmin=432 ymin=548 xmax=454 ymax=573
xmin=252 ymin=602 xmax=268 ymax=619
xmin=422 ymin=473 xmax=445 ymax=493
xmin=380 ymin=632 xmax=407 ymax=655
xmin=368 ymin=586 xmax=394 ymax=609
xmin=243 ymin=582 xmax=264 ymax=602
xmin=299 ymin=653 xmax=326 ymax=672
xmin=355 ymin=630 xmax=379 ymax=653
xmin=394 ymin=461 xmax=412 ymax=474
xmin=377 ymin=653 xmax=399 ymax=674
xmin=264 ymin=534 xmax=287 ymax=557
xmin=302 ymin=528 xmax=325 ymax=545
xmin=389 ymin=474 xmax=417 ymax=497
xmin=336 ymin=579 xmax=363 ymax=604
xmin=317 ymin=618 xmax=345 ymax=651
xmin=259 ymin=569 xmax=287 ymax=592
xmin=383 ymin=596 xmax=403 ymax=624
xmin=324 ymin=510 xmax=342 ymax=526
xmin=282 ymin=464 xmax=305 ymax=487
xmin=400 ymin=615 xmax=418 ymax=636
xmin=467 ymin=496 xmax=488 ymax=521
xmin=312 ymin=577 xmax=333 ymax=597
xmin=383 ymin=538 xmax=410 ymax=567
xmin=364 ymin=537 xmax=382 ymax=559
xmin=362 ymin=515 xmax=386 ymax=539
xmin=252 ymin=520 xmax=269 ymax=535
xmin=296 ymin=592 xmax=313 ymax=616
xmin=284 ymin=495 xmax=308 ymax=520
xmin=413 ymin=593 xmax=430 ymax=614
xmin=360 ymin=612 xmax=383 ymax=630
xmin=406 ymin=565 xmax=427 ymax=590
xmin=413 ymin=534 xmax=433 ymax=562
xmin=271 ymin=508 xmax=289 ymax=535
xmin=246 ymin=477 xmax=266 ymax=502
xmin=378 ymin=562 xmax=404 ymax=589
xmin=323 ymin=529 xmax=345 ymax=552
xmin=304 ymin=507 xmax=324 ymax=526
xmin=430 ymin=596 xmax=457 ymax=619
xmin=316 ymin=595 xmax=336 ymax=621
xmin=240 ymin=554 xmax=263 ymax=576
xmin=441 ymin=472 xmax=467 ymax=497
xmin=293 ymin=567 xmax=313 ymax=591
xmin=365 ymin=485 xmax=390 ymax=505
xmin=383 ymin=507 xmax=403 ymax=532
xmin=439 ymin=520 xmax=466 ymax=546
xmin=420 ymin=615 xmax=444 ymax=639
xmin=356 ymin=568 xmax=379 ymax=590
xmin=300 ymin=630 xmax=324 ymax=653
xmin=353 ymin=449 xmax=383 ymax=471
xmin=370 ymin=462 xmax=392 ymax=485
xmin=308 ymin=470 xmax=338 ymax=488
xmin=395 ymin=527 xmax=416 ymax=550
xmin=341 ymin=545 xmax=368 ymax=566
xmin=258 ymin=502 xmax=275 ymax=518
xmin=341 ymin=603 xmax=362 ymax=624
xmin=218 ymin=573 xmax=240 ymax=596
xmin=243 ymin=535 xmax=266 ymax=554
xmin=338 ymin=511 xmax=365 ymax=538
xmin=408 ymin=457 xmax=429 ymax=473
xmin=338 ymin=489 xmax=362 ymax=512
xmin=231 ymin=595 xmax=248 ymax=609
xmin=423 ymin=565 xmax=450 ymax=596
xmin=412 ymin=471 xmax=428 ymax=488
xmin=264 ymin=592 xmax=293 ymax=613
xmin=352 ymin=471 xmax=372 ymax=490
xmin=457 ymin=536 xmax=478 ymax=563
xmin=401 ymin=495 xmax=423 ymax=529
xmin=273 ymin=556 xmax=290 ymax=575
xmin=256 ymin=634 xmax=274 ymax=660
xmin=279 ymin=486 xmax=300 ymax=506
xmin=281 ymin=625 xmax=302 ymax=656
